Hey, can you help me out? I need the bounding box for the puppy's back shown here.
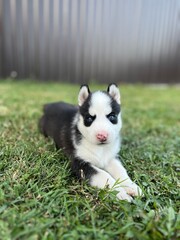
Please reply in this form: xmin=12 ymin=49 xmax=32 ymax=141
xmin=39 ymin=102 xmax=78 ymax=152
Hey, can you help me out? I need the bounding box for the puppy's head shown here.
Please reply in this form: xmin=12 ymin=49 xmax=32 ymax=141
xmin=77 ymin=84 xmax=122 ymax=145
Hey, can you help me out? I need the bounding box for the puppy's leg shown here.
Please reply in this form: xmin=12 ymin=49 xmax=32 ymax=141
xmin=71 ymin=157 xmax=133 ymax=202
xmin=90 ymin=166 xmax=133 ymax=202
xmin=106 ymin=158 xmax=142 ymax=197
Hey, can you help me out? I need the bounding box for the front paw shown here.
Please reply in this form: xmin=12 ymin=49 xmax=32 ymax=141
xmin=122 ymin=181 xmax=142 ymax=197
xmin=116 ymin=188 xmax=133 ymax=202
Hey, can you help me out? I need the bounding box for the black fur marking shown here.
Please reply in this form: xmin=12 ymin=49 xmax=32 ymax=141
xmin=73 ymin=125 xmax=82 ymax=145
xmin=110 ymin=98 xmax=121 ymax=115
xmin=79 ymin=94 xmax=91 ymax=116
xmin=71 ymin=157 xmax=97 ymax=181
xmin=102 ymin=90 xmax=121 ymax=118
xmin=79 ymin=94 xmax=95 ymax=127
xmin=84 ymin=114 xmax=96 ymax=127
xmin=39 ymin=102 xmax=78 ymax=156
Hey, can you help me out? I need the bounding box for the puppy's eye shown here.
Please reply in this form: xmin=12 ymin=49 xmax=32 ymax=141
xmin=107 ymin=113 xmax=117 ymax=124
xmin=84 ymin=114 xmax=95 ymax=127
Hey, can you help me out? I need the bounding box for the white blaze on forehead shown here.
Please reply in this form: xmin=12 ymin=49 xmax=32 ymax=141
xmin=89 ymin=91 xmax=112 ymax=116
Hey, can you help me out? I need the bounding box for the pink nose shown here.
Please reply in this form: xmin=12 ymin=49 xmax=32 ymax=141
xmin=96 ymin=131 xmax=108 ymax=142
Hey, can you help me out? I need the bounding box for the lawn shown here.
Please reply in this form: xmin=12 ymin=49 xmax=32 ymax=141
xmin=0 ymin=80 xmax=179 ymax=240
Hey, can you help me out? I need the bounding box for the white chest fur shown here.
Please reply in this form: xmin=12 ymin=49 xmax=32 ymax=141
xmin=75 ymin=137 xmax=121 ymax=169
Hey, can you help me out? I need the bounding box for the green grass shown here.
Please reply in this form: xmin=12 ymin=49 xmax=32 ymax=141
xmin=0 ymin=80 xmax=179 ymax=240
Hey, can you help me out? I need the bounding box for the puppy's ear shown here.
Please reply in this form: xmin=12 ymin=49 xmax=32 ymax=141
xmin=107 ymin=83 xmax=120 ymax=104
xmin=78 ymin=85 xmax=91 ymax=106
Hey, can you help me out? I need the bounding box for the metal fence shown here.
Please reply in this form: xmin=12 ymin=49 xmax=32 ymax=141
xmin=0 ymin=0 xmax=180 ymax=83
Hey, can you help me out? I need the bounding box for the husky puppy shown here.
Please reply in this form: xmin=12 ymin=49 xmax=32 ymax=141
xmin=39 ymin=84 xmax=142 ymax=202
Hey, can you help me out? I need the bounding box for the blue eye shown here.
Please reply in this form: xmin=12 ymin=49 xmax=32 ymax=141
xmin=107 ymin=113 xmax=117 ymax=124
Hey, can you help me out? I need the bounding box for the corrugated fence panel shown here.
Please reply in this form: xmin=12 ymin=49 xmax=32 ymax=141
xmin=0 ymin=0 xmax=180 ymax=83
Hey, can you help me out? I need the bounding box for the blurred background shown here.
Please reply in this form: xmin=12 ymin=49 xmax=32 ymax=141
xmin=0 ymin=0 xmax=180 ymax=84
